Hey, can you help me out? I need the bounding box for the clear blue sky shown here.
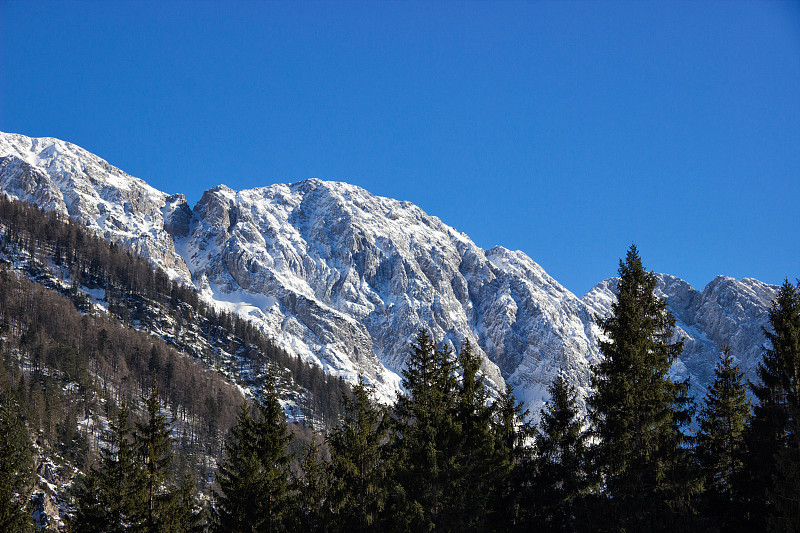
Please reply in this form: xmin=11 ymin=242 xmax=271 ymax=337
xmin=2 ymin=1 xmax=799 ymax=296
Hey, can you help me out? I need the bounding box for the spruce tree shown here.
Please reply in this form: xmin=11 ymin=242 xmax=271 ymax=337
xmin=744 ymin=280 xmax=800 ymax=530
xmin=0 ymin=398 xmax=33 ymax=533
xmin=136 ymin=379 xmax=178 ymax=533
xmin=450 ymin=342 xmax=495 ymax=531
xmin=214 ymin=402 xmax=262 ymax=532
xmin=214 ymin=374 xmax=294 ymax=532
xmin=532 ymin=370 xmax=590 ymax=532
xmin=292 ymin=441 xmax=330 ymax=533
xmin=695 ymin=347 xmax=750 ymax=530
xmin=489 ymin=385 xmax=534 ymax=531
xmin=587 ymin=245 xmax=694 ymax=530
xmin=252 ymin=376 xmax=294 ymax=531
xmin=327 ymin=376 xmax=389 ymax=532
xmin=390 ymin=330 xmax=459 ymax=532
xmin=73 ymin=402 xmax=144 ymax=533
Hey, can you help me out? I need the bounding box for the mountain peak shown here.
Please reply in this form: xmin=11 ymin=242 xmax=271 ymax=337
xmin=0 ymin=131 xmax=780 ymax=414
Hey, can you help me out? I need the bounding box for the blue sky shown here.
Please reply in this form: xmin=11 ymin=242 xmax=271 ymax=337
xmin=1 ymin=1 xmax=798 ymax=296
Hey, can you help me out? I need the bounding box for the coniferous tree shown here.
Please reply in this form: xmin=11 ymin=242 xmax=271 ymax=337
xmin=695 ymin=347 xmax=750 ymax=530
xmin=0 ymin=399 xmax=33 ymax=533
xmin=532 ymin=370 xmax=590 ymax=532
xmin=73 ymin=402 xmax=144 ymax=533
xmin=390 ymin=330 xmax=459 ymax=532
xmin=136 ymin=379 xmax=178 ymax=533
xmin=214 ymin=403 xmax=262 ymax=532
xmin=71 ymin=468 xmax=108 ymax=533
xmin=327 ymin=376 xmax=389 ymax=532
xmin=292 ymin=441 xmax=330 ymax=533
xmin=252 ymin=376 xmax=295 ymax=531
xmin=214 ymin=374 xmax=294 ymax=532
xmin=489 ymin=385 xmax=534 ymax=531
xmin=744 ymin=280 xmax=800 ymax=530
xmin=450 ymin=342 xmax=495 ymax=531
xmin=587 ymin=245 xmax=695 ymax=530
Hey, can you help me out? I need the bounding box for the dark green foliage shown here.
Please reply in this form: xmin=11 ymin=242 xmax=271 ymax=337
xmin=490 ymin=385 xmax=534 ymax=531
xmin=587 ymin=245 xmax=695 ymax=530
xmin=450 ymin=342 xmax=497 ymax=532
xmin=252 ymin=377 xmax=295 ymax=531
xmin=532 ymin=370 xmax=590 ymax=531
xmin=213 ymin=403 xmax=263 ymax=532
xmin=70 ymin=469 xmax=109 ymax=533
xmin=137 ymin=379 xmax=179 ymax=533
xmin=73 ymin=403 xmax=144 ymax=533
xmin=327 ymin=376 xmax=389 ymax=532
xmin=0 ymin=398 xmax=34 ymax=533
xmin=292 ymin=441 xmax=330 ymax=532
xmin=214 ymin=375 xmax=295 ymax=532
xmin=390 ymin=330 xmax=460 ymax=531
xmin=744 ymin=280 xmax=800 ymax=531
xmin=695 ymin=347 xmax=750 ymax=528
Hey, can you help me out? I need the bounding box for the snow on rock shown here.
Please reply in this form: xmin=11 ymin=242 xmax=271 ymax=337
xmin=583 ymin=273 xmax=778 ymax=399
xmin=0 ymin=132 xmax=192 ymax=282
xmin=0 ymin=131 xmax=779 ymax=413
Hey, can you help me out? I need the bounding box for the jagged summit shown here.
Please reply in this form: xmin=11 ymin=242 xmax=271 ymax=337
xmin=0 ymin=131 xmax=779 ymax=412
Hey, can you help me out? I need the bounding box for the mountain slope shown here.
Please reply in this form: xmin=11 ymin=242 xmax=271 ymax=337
xmin=0 ymin=131 xmax=778 ymax=412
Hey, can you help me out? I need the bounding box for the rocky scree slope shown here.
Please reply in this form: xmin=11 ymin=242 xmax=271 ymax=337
xmin=0 ymin=132 xmax=779 ymax=411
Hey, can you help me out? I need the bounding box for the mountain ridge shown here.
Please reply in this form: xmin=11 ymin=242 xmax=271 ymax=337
xmin=0 ymin=131 xmax=778 ymax=412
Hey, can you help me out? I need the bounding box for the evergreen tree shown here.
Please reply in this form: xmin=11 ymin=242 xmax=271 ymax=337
xmin=744 ymin=280 xmax=800 ymax=530
xmin=136 ymin=379 xmax=179 ymax=533
xmin=390 ymin=330 xmax=459 ymax=532
xmin=292 ymin=441 xmax=330 ymax=533
xmin=214 ymin=374 xmax=294 ymax=532
xmin=489 ymin=385 xmax=534 ymax=531
xmin=73 ymin=402 xmax=144 ymax=533
xmin=71 ymin=469 xmax=108 ymax=533
xmin=214 ymin=403 xmax=262 ymax=532
xmin=587 ymin=245 xmax=695 ymax=530
xmin=532 ymin=370 xmax=590 ymax=532
xmin=450 ymin=342 xmax=496 ymax=531
xmin=0 ymin=398 xmax=33 ymax=533
xmin=695 ymin=347 xmax=750 ymax=529
xmin=327 ymin=376 xmax=389 ymax=532
xmin=251 ymin=376 xmax=294 ymax=531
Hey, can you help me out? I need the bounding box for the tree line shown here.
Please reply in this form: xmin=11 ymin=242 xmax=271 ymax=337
xmin=0 ymin=195 xmax=349 ymax=427
xmin=62 ymin=245 xmax=798 ymax=531
xmin=2 ymin=192 xmax=798 ymax=531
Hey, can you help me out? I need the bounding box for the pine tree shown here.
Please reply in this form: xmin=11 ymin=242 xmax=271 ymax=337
xmin=214 ymin=403 xmax=262 ymax=532
xmin=695 ymin=347 xmax=750 ymax=529
xmin=0 ymin=398 xmax=33 ymax=533
xmin=532 ymin=370 xmax=590 ymax=532
xmin=390 ymin=330 xmax=459 ymax=532
xmin=587 ymin=245 xmax=694 ymax=530
xmin=251 ymin=376 xmax=294 ymax=531
xmin=71 ymin=468 xmax=108 ymax=533
xmin=744 ymin=280 xmax=800 ymax=530
xmin=327 ymin=376 xmax=389 ymax=532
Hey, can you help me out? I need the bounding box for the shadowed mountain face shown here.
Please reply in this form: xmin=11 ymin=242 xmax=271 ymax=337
xmin=0 ymin=131 xmax=777 ymax=411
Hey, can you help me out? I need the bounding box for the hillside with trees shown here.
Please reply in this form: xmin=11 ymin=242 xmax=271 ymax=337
xmin=1 ymin=195 xmax=798 ymax=532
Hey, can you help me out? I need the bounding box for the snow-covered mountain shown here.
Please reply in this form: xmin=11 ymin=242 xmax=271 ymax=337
xmin=0 ymin=132 xmax=778 ymax=411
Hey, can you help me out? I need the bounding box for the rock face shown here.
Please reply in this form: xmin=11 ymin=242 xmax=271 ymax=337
xmin=0 ymin=133 xmax=191 ymax=281
xmin=583 ymin=274 xmax=777 ymax=399
xmin=0 ymin=132 xmax=779 ymax=411
xmin=178 ymin=180 xmax=604 ymax=405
